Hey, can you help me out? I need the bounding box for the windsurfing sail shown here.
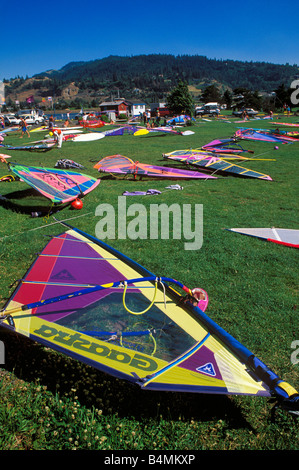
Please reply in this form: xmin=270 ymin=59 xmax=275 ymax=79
xmin=79 ymin=119 xmax=105 ymax=128
xmin=134 ymin=126 xmax=193 ymax=137
xmin=234 ymin=129 xmax=295 ymax=144
xmin=0 ymin=153 xmax=11 ymax=162
xmin=93 ymin=124 xmax=193 ymax=138
xmin=30 ymin=126 xmax=83 ymax=133
xmin=161 ymin=148 xmax=272 ymax=162
xmin=271 ymin=122 xmax=299 ymax=127
xmin=54 ymin=159 xmax=85 ymax=170
xmin=0 ymin=127 xmax=19 ymax=134
xmin=237 ymin=127 xmax=299 ymax=142
xmin=202 ymin=138 xmax=254 ymax=154
xmin=227 ymin=227 xmax=299 ymax=249
xmin=94 ymin=155 xmax=217 ymax=179
xmin=163 ymin=151 xmax=273 ymax=181
xmin=102 ymin=126 xmax=139 ymax=136
xmin=0 ymin=225 xmax=298 ymax=414
xmin=0 ymin=142 xmax=56 ymax=152
xmin=8 ymin=162 xmax=100 ymax=205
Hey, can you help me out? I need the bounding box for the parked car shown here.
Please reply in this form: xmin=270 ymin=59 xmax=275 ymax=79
xmin=3 ymin=114 xmax=21 ymax=126
xmin=151 ymin=107 xmax=171 ymax=117
xmin=195 ymin=103 xmax=220 ymax=117
xmin=232 ymin=108 xmax=258 ymax=117
xmin=18 ymin=114 xmax=45 ymax=125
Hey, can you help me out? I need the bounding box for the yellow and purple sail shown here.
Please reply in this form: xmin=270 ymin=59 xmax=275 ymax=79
xmin=8 ymin=162 xmax=100 ymax=205
xmin=202 ymin=138 xmax=253 ymax=154
xmin=163 ymin=150 xmax=273 ymax=180
xmin=0 ymin=225 xmax=298 ymax=414
xmin=94 ymin=155 xmax=216 ymax=180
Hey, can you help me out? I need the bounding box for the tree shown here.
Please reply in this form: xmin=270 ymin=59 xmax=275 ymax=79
xmin=233 ymin=87 xmax=262 ymax=110
xmin=274 ymin=83 xmax=292 ymax=109
xmin=223 ymin=89 xmax=233 ymax=109
xmin=201 ymin=84 xmax=222 ymax=103
xmin=166 ymin=80 xmax=194 ymax=115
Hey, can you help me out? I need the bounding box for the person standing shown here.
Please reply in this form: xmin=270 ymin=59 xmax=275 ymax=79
xmin=146 ymin=109 xmax=151 ymax=125
xmin=156 ymin=110 xmax=160 ymax=127
xmin=142 ymin=111 xmax=147 ymax=125
xmin=48 ymin=115 xmax=55 ymax=130
xmin=19 ymin=117 xmax=30 ymax=138
xmin=53 ymin=128 xmax=63 ymax=148
xmin=49 ymin=129 xmax=63 ymax=148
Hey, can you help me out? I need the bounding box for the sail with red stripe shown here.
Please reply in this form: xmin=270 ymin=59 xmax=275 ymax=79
xmin=0 ymin=225 xmax=298 ymax=415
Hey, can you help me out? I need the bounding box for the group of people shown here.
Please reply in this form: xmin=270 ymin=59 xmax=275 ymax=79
xmin=142 ymin=109 xmax=166 ymax=128
xmin=42 ymin=114 xmax=70 ymax=148
xmin=0 ymin=114 xmax=31 ymax=138
xmin=0 ymin=112 xmax=71 ymax=148
xmin=283 ymin=103 xmax=291 ymax=115
xmin=15 ymin=114 xmax=64 ymax=148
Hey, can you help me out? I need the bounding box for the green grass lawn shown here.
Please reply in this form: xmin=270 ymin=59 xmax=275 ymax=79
xmin=0 ymin=114 xmax=298 ymax=450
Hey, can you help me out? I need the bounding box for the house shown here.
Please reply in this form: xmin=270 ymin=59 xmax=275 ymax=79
xmin=126 ymin=100 xmax=147 ymax=117
xmin=99 ymin=100 xmax=129 ymax=117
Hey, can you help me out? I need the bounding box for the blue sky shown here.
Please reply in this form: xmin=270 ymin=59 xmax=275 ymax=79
xmin=1 ymin=0 xmax=297 ymax=80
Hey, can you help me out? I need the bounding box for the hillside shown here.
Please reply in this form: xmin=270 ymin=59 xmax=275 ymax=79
xmin=3 ymin=54 xmax=298 ymax=110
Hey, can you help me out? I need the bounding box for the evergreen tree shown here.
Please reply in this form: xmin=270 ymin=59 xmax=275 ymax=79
xmin=166 ymin=80 xmax=194 ymax=115
xmin=233 ymin=87 xmax=262 ymax=109
xmin=201 ymin=84 xmax=222 ymax=103
xmin=274 ymin=83 xmax=291 ymax=109
xmin=223 ymin=89 xmax=233 ymax=109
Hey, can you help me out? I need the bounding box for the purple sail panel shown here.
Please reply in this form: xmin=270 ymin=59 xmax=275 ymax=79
xmin=20 ymin=233 xmax=136 ymax=323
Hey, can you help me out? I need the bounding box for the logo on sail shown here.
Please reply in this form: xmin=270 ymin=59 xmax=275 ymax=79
xmin=196 ymin=362 xmax=216 ymax=376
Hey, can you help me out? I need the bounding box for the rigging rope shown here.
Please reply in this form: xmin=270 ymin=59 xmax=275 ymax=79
xmin=122 ymin=278 xmax=158 ymax=315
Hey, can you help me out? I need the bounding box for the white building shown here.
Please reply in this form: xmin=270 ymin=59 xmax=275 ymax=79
xmin=127 ymin=100 xmax=147 ymax=117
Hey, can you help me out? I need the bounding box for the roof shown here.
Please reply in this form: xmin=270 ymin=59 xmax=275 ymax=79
xmin=99 ymin=100 xmax=128 ymax=106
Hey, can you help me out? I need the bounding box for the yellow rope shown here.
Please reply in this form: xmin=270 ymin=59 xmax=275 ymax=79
xmin=122 ymin=279 xmax=158 ymax=315
xmin=149 ymin=331 xmax=157 ymax=355
xmin=119 ymin=328 xmax=157 ymax=356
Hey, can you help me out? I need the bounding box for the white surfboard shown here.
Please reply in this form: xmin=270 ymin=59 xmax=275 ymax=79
xmin=55 ymin=126 xmax=84 ymax=131
xmin=62 ymin=129 xmax=83 ymax=135
xmin=72 ymin=133 xmax=105 ymax=142
xmin=181 ymin=130 xmax=195 ymax=136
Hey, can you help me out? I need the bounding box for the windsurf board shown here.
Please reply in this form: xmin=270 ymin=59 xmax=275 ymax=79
xmin=72 ymin=133 xmax=105 ymax=142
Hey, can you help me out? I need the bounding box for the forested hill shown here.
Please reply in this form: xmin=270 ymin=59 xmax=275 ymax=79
xmin=4 ymin=54 xmax=298 ymax=110
xmin=35 ymin=54 xmax=298 ymax=92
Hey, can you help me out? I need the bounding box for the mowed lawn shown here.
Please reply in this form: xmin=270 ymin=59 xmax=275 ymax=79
xmin=0 ymin=114 xmax=298 ymax=450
